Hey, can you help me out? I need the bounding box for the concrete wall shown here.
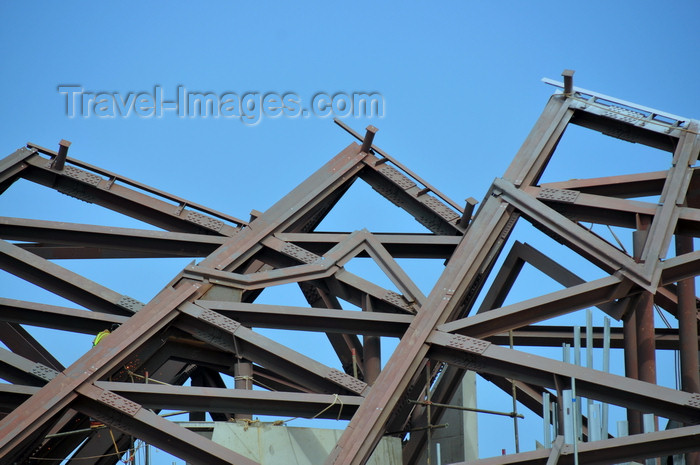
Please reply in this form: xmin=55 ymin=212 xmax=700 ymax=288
xmin=208 ymin=422 xmax=401 ymax=465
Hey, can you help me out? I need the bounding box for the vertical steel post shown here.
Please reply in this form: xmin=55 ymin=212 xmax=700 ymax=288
xmin=623 ymin=309 xmax=641 ymax=435
xmin=543 ymin=391 xmax=551 ymax=448
xmin=363 ymin=295 xmax=381 ymax=385
xmin=602 ymin=316 xmax=611 ymax=439
xmin=585 ymin=310 xmax=594 ymax=441
xmin=676 ymin=235 xmax=700 ymax=465
xmin=510 ymin=330 xmax=520 ymax=453
xmin=234 ymin=361 xmax=253 ymax=421
xmin=676 ymin=235 xmax=700 ymax=394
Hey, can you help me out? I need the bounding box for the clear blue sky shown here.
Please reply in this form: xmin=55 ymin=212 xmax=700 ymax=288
xmin=1 ymin=1 xmax=699 ymax=463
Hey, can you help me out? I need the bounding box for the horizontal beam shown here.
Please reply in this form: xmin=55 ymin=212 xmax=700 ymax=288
xmin=0 ymin=217 xmax=225 ymax=257
xmin=0 ymin=348 xmax=56 ymax=386
xmin=0 ymin=239 xmax=139 ymax=316
xmin=195 ymin=300 xmax=412 ymax=337
xmin=20 ymin=153 xmax=242 ymax=235
xmin=0 ymin=298 xmax=128 ymax=334
xmin=275 ymin=232 xmax=460 ymax=259
xmin=26 ymin=142 xmax=247 ymax=228
xmin=523 ymin=186 xmax=658 ymax=229
xmin=541 ymin=170 xmax=672 ymax=199
xmin=96 ymin=382 xmax=360 ymax=420
xmin=661 ymin=248 xmax=700 ymax=284
xmin=74 ymin=383 xmax=259 ymax=465
xmin=428 ymin=331 xmax=700 ymax=424
xmin=453 ymin=423 xmax=700 ymax=465
xmin=177 ymin=303 xmax=369 ymax=396
xmin=486 ymin=325 xmax=685 ymax=351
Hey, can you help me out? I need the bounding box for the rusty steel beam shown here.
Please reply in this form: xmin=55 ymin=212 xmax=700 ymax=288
xmin=0 ymin=217 xmax=225 ymax=257
xmin=439 ymin=275 xmax=627 ymax=338
xmin=450 ymin=424 xmax=700 ymax=465
xmin=195 ymin=300 xmax=412 ymax=336
xmin=0 ymin=298 xmax=128 ymax=334
xmin=0 ymin=147 xmax=34 ymax=194
xmin=0 ymin=239 xmax=141 ymax=316
xmin=486 ymin=325 xmax=686 ymax=350
xmin=541 ymin=170 xmax=673 ymax=199
xmin=24 ymin=142 xmax=247 ymax=234
xmin=176 ymin=304 xmax=369 ymax=396
xmin=74 ymin=383 xmax=259 ymax=465
xmin=0 ymin=347 xmax=57 ymax=386
xmin=274 ymin=232 xmax=460 ymax=259
xmin=0 ymin=321 xmax=64 ymax=371
xmin=676 ymin=235 xmax=700 ymax=395
xmin=495 ymin=178 xmax=649 ymax=290
xmin=428 ymin=331 xmax=700 ymax=424
xmin=95 ymin=381 xmax=361 ymax=420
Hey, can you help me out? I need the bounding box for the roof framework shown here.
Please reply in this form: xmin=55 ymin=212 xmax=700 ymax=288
xmin=0 ymin=73 xmax=699 ymax=464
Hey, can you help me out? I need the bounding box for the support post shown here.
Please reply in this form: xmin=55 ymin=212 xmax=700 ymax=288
xmin=562 ymin=70 xmax=575 ymax=95
xmin=50 ymin=139 xmax=70 ymax=171
xmin=360 ymin=125 xmax=378 ymax=154
xmin=363 ymin=294 xmax=381 ymax=385
xmin=234 ymin=360 xmax=253 ymax=421
xmin=676 ymin=235 xmax=700 ymax=465
xmin=458 ymin=197 xmax=479 ymax=228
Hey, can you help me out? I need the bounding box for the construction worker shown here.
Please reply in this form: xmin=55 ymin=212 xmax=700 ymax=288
xmin=92 ymin=324 xmax=119 ymax=346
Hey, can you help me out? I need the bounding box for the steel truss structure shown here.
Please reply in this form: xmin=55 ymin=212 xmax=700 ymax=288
xmin=1 ymin=72 xmax=699 ymax=465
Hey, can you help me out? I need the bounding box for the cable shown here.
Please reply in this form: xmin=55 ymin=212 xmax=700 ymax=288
xmin=29 ymin=442 xmax=143 ymax=462
xmin=272 ymin=393 xmax=345 ymax=425
xmin=654 ymin=304 xmax=681 ymax=390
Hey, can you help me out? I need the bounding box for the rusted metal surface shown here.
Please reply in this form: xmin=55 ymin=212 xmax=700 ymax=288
xmin=0 ymin=75 xmax=698 ymax=465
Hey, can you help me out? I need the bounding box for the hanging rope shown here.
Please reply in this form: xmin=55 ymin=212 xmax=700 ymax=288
xmin=233 ymin=375 xmax=277 ymax=392
xmin=126 ymin=370 xmax=171 ymax=386
xmin=271 ymin=393 xmax=345 ymax=426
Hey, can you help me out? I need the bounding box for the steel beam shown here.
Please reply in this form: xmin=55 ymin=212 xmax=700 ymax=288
xmin=0 ymin=217 xmax=225 ymax=257
xmin=428 ymin=331 xmax=700 ymax=424
xmin=95 ymin=381 xmax=361 ymax=420
xmin=438 ymin=276 xmax=627 ymax=338
xmin=74 ymin=383 xmax=259 ymax=465
xmin=449 ymin=424 xmax=700 ymax=465
xmin=0 ymin=239 xmax=141 ymax=316
xmin=0 ymin=298 xmax=128 ymax=334
xmin=0 ymin=282 xmax=199 ymax=458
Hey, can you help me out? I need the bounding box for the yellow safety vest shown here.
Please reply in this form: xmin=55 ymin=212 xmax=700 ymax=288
xmin=93 ymin=330 xmax=110 ymax=346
